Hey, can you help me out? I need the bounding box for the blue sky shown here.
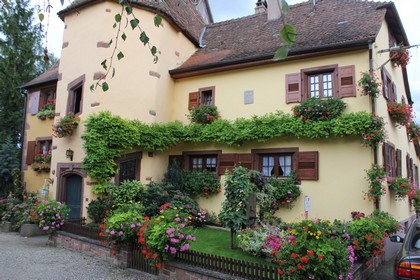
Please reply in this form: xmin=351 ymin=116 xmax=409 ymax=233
xmin=46 ymin=0 xmax=420 ymax=120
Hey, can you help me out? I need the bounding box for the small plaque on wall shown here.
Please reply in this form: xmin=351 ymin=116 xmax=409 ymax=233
xmin=244 ymin=90 xmax=254 ymax=105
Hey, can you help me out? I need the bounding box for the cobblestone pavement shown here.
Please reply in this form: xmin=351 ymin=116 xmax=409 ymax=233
xmin=0 ymin=232 xmax=155 ymax=280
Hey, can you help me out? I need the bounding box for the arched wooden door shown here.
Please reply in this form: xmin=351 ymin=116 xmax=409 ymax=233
xmin=65 ymin=174 xmax=82 ymax=219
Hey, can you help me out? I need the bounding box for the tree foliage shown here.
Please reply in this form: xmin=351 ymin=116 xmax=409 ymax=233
xmin=0 ymin=137 xmax=20 ymax=198
xmin=0 ymin=0 xmax=46 ymax=149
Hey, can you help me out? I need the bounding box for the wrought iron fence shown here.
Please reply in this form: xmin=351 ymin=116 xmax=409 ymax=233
xmin=61 ymin=217 xmax=104 ymax=241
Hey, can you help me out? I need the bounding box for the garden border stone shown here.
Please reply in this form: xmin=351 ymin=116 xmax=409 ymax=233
xmin=19 ymin=224 xmax=47 ymax=237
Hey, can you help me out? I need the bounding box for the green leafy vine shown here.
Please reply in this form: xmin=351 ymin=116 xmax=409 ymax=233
xmin=82 ymin=110 xmax=383 ymax=184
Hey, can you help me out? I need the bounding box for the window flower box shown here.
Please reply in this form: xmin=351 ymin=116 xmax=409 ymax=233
xmin=36 ymin=100 xmax=56 ymax=120
xmin=387 ymin=102 xmax=412 ymax=126
xmin=52 ymin=113 xmax=80 ymax=138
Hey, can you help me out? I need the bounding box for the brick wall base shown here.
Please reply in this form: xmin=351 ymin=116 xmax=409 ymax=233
xmin=53 ymin=231 xmax=130 ymax=268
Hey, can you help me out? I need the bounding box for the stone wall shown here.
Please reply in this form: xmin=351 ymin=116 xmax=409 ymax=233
xmin=52 ymin=231 xmax=130 ymax=267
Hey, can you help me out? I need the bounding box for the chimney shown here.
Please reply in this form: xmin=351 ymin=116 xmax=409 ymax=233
xmin=267 ymin=0 xmax=282 ymax=21
xmin=255 ymin=0 xmax=267 ymax=14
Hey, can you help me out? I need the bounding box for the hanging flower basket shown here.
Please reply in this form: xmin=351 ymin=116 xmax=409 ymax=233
xmin=387 ymin=102 xmax=413 ymax=126
xmin=357 ymin=71 xmax=381 ymax=98
xmin=407 ymin=122 xmax=420 ymax=142
xmin=389 ymin=177 xmax=413 ymax=200
xmin=52 ymin=113 xmax=80 ymax=138
xmin=389 ymin=46 xmax=410 ymax=68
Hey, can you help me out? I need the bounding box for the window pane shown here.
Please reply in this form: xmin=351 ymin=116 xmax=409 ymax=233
xmin=309 ymin=75 xmax=320 ymax=98
xmin=279 ymin=155 xmax=292 ymax=177
xmin=202 ymin=91 xmax=213 ymax=105
xmin=205 ymin=157 xmax=217 ymax=172
xmin=119 ymin=159 xmax=137 ymax=183
xmin=322 ymin=74 xmax=333 ymax=97
xmin=262 ymin=156 xmax=275 ymax=176
xmin=192 ymin=158 xmax=203 ymax=171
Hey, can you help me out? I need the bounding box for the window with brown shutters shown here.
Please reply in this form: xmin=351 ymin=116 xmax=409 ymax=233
xmin=217 ymin=153 xmax=253 ymax=176
xmin=383 ymin=142 xmax=396 ymax=178
xmin=188 ymin=86 xmax=215 ymax=109
xmin=286 ymin=65 xmax=355 ymax=103
xmin=296 ymin=151 xmax=319 ymax=180
xmin=26 ymin=141 xmax=36 ymax=165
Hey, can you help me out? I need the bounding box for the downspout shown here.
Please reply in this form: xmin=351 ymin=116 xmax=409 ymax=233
xmin=199 ymin=26 xmax=207 ymax=48
xmin=19 ymin=89 xmax=28 ymax=193
xmin=369 ymin=41 xmax=380 ymax=210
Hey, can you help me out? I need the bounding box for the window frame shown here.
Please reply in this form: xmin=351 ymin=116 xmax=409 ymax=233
xmin=67 ymin=75 xmax=85 ymax=116
xmin=199 ymin=86 xmax=215 ymax=106
xmin=115 ymin=152 xmax=142 ymax=185
xmin=301 ymin=64 xmax=339 ymax=100
xmin=38 ymin=87 xmax=56 ymax=111
xmin=252 ymin=148 xmax=299 ymax=178
xmin=182 ymin=150 xmax=221 ymax=172
xmin=383 ymin=142 xmax=396 ymax=179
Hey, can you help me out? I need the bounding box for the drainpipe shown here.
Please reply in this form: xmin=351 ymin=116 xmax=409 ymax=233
xmin=19 ymin=89 xmax=28 ymax=193
xmin=369 ymin=41 xmax=380 ymax=210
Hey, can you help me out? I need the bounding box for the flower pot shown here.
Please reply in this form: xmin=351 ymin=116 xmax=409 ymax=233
xmin=38 ymin=115 xmax=47 ymax=120
xmin=48 ymin=114 xmax=55 ymax=119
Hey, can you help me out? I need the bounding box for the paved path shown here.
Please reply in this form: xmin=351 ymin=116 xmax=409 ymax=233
xmin=0 ymin=232 xmax=154 ymax=280
xmin=368 ymin=256 xmax=395 ymax=280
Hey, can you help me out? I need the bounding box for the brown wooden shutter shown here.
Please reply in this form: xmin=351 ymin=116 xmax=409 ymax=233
xmin=406 ymin=154 xmax=411 ymax=179
xmin=26 ymin=141 xmax=36 ymax=165
xmin=168 ymin=155 xmax=183 ymax=169
xmin=218 ymin=153 xmax=253 ymax=176
xmin=392 ymin=82 xmax=398 ymax=103
xmin=29 ymin=91 xmax=40 ymax=115
xmin=396 ymin=149 xmax=402 ymax=177
xmin=296 ymin=151 xmax=318 ymax=180
xmin=382 ymin=69 xmax=389 ymax=100
xmin=188 ymin=92 xmax=200 ymax=110
xmin=286 ymin=73 xmax=301 ymax=103
xmin=338 ymin=65 xmax=355 ymax=98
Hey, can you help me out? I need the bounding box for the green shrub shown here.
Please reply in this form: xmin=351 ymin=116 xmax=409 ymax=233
xmin=182 ymin=169 xmax=221 ymax=198
xmin=111 ymin=180 xmax=145 ymax=208
xmin=142 ymin=182 xmax=176 ymax=217
xmin=35 ymin=199 xmax=70 ymax=233
xmin=371 ymin=210 xmax=400 ymax=236
xmin=87 ymin=196 xmax=114 ymax=224
xmin=238 ymin=225 xmax=284 ymax=256
xmin=292 ymin=98 xmax=347 ymax=122
xmin=1 ymin=195 xmax=39 ymax=231
xmin=269 ymin=172 xmax=301 ymax=210
xmin=163 ymin=159 xmax=183 ymax=190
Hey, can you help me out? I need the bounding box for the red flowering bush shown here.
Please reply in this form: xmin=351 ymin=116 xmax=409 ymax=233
xmin=267 ymin=219 xmax=353 ymax=279
xmin=388 ymin=177 xmax=413 ymax=200
xmin=387 ymin=102 xmax=413 ymax=126
xmin=346 ymin=218 xmax=384 ymax=264
xmin=390 ymin=46 xmax=410 ymax=68
xmin=52 ymin=113 xmax=80 ymax=138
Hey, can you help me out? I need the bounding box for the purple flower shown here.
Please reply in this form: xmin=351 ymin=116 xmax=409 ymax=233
xmin=136 ymin=223 xmax=142 ymax=227
xmin=170 ymin=247 xmax=177 ymax=254
xmin=180 ymin=224 xmax=185 ymax=229
xmin=110 ymin=230 xmax=115 ymax=235
xmin=119 ymin=231 xmax=124 ymax=236
xmin=180 ymin=243 xmax=190 ymax=252
xmin=178 ymin=233 xmax=184 ymax=239
xmin=43 ymin=226 xmax=49 ymax=231
xmin=166 ymin=227 xmax=175 ymax=235
xmin=170 ymin=238 xmax=179 ymax=243
xmin=130 ymin=224 xmax=136 ymax=229
xmin=175 ymin=217 xmax=181 ymax=222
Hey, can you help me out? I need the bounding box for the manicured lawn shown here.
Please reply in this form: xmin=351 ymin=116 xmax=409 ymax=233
xmin=189 ymin=226 xmax=271 ymax=265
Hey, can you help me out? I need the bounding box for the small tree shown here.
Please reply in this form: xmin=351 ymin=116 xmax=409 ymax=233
xmin=219 ymin=166 xmax=255 ymax=248
xmin=163 ymin=159 xmax=183 ymax=190
xmin=0 ymin=137 xmax=19 ymax=198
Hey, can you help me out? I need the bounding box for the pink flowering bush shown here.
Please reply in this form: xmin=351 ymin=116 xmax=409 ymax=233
xmin=138 ymin=206 xmax=196 ymax=268
xmin=100 ymin=204 xmax=143 ymax=247
xmin=35 ymin=199 xmax=69 ymax=234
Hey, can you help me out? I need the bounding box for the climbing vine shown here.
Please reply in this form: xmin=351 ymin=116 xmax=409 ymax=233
xmin=82 ymin=110 xmax=383 ymax=184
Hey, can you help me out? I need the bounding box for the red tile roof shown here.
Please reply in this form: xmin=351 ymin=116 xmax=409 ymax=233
xmin=173 ymin=0 xmax=406 ymax=73
xmin=58 ymin=0 xmax=206 ymax=46
xmin=21 ymin=61 xmax=59 ymax=89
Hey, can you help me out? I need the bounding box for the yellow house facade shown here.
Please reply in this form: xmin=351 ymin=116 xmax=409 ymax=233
xmin=21 ymin=0 xmax=418 ymax=230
